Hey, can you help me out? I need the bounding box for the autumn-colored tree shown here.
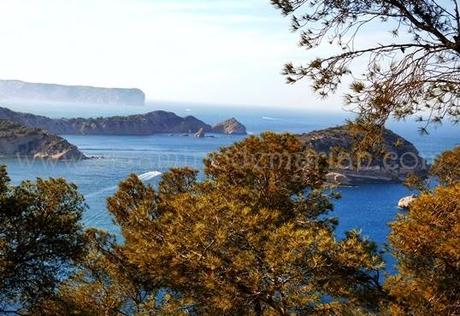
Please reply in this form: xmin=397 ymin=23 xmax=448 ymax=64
xmin=34 ymin=229 xmax=163 ymax=316
xmin=430 ymin=145 xmax=460 ymax=186
xmin=386 ymin=146 xmax=460 ymax=314
xmin=272 ymin=0 xmax=460 ymax=132
xmin=53 ymin=133 xmax=386 ymax=315
xmin=385 ymin=184 xmax=460 ymax=315
xmin=403 ymin=145 xmax=460 ymax=192
xmin=204 ymin=132 xmax=332 ymax=220
xmin=0 ymin=166 xmax=87 ymax=313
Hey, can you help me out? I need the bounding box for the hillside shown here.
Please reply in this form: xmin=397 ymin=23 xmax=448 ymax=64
xmin=297 ymin=126 xmax=428 ymax=184
xmin=0 ymin=120 xmax=87 ymax=160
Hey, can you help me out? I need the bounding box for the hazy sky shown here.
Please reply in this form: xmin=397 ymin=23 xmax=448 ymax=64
xmin=0 ymin=0 xmax=361 ymax=110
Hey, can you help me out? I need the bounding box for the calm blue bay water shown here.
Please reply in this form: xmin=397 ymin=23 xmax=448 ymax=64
xmin=1 ymin=102 xmax=459 ymax=271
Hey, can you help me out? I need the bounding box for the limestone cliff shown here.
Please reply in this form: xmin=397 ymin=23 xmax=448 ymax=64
xmin=0 ymin=80 xmax=145 ymax=106
xmin=0 ymin=120 xmax=87 ymax=160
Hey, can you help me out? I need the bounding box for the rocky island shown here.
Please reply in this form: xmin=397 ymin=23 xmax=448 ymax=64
xmin=0 ymin=80 xmax=145 ymax=106
xmin=212 ymin=118 xmax=247 ymax=135
xmin=0 ymin=107 xmax=247 ymax=136
xmin=298 ymin=126 xmax=428 ymax=184
xmin=0 ymin=120 xmax=87 ymax=160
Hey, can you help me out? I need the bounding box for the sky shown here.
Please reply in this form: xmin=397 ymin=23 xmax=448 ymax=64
xmin=0 ymin=0 xmax=369 ymax=111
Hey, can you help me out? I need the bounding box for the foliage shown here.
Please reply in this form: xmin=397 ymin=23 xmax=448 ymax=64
xmin=430 ymin=145 xmax=460 ymax=185
xmin=271 ymin=0 xmax=460 ymax=131
xmin=48 ymin=133 xmax=386 ymax=315
xmin=403 ymin=146 xmax=460 ymax=191
xmin=204 ymin=132 xmax=331 ymax=218
xmin=0 ymin=165 xmax=87 ymax=313
xmin=391 ymin=147 xmax=460 ymax=314
xmin=0 ymin=119 xmax=41 ymax=137
xmin=34 ymin=229 xmax=163 ymax=316
xmin=385 ymin=183 xmax=460 ymax=315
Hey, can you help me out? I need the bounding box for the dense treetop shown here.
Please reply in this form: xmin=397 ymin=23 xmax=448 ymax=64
xmin=0 ymin=166 xmax=87 ymax=313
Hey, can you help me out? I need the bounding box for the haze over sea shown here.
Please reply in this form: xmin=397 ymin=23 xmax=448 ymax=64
xmin=1 ymin=101 xmax=458 ymax=271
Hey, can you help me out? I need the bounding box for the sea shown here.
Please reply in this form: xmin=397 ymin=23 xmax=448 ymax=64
xmin=1 ymin=101 xmax=459 ymax=272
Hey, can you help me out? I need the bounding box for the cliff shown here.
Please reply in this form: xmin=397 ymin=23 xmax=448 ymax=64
xmin=297 ymin=126 xmax=428 ymax=184
xmin=0 ymin=120 xmax=87 ymax=160
xmin=0 ymin=80 xmax=145 ymax=106
xmin=0 ymin=107 xmax=247 ymax=136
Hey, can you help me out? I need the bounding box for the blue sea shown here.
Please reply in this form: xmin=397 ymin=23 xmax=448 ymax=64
xmin=1 ymin=102 xmax=459 ymax=271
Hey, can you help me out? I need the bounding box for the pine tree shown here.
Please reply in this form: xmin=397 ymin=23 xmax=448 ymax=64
xmin=0 ymin=166 xmax=87 ymax=313
xmin=386 ymin=184 xmax=460 ymax=315
xmin=50 ymin=133 xmax=386 ymax=314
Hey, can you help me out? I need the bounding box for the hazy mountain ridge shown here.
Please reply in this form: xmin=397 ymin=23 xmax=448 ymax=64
xmin=0 ymin=107 xmax=247 ymax=135
xmin=0 ymin=80 xmax=145 ymax=106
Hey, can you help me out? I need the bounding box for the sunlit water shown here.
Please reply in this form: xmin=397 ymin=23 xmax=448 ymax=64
xmin=1 ymin=102 xmax=458 ymax=271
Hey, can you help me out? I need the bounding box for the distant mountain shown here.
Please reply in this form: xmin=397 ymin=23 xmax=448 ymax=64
xmin=0 ymin=107 xmax=247 ymax=136
xmin=0 ymin=80 xmax=145 ymax=106
xmin=0 ymin=120 xmax=87 ymax=160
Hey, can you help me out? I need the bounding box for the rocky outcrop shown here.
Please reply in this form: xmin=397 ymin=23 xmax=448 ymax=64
xmin=298 ymin=125 xmax=428 ymax=184
xmin=194 ymin=128 xmax=205 ymax=138
xmin=0 ymin=107 xmax=247 ymax=136
xmin=212 ymin=118 xmax=247 ymax=135
xmin=0 ymin=80 xmax=145 ymax=105
xmin=325 ymin=172 xmax=351 ymax=185
xmin=0 ymin=120 xmax=87 ymax=160
xmin=398 ymin=195 xmax=417 ymax=209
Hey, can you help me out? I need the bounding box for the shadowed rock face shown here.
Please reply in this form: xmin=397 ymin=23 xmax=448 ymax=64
xmin=0 ymin=120 xmax=87 ymax=160
xmin=297 ymin=126 xmax=428 ymax=184
xmin=0 ymin=80 xmax=145 ymax=106
xmin=0 ymin=107 xmax=247 ymax=136
xmin=212 ymin=118 xmax=247 ymax=135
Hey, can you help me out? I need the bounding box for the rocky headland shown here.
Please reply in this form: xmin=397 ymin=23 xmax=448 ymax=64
xmin=0 ymin=80 xmax=145 ymax=106
xmin=297 ymin=126 xmax=428 ymax=184
xmin=0 ymin=107 xmax=247 ymax=136
xmin=0 ymin=120 xmax=87 ymax=160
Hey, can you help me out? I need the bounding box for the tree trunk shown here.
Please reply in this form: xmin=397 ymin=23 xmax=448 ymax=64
xmin=255 ymin=300 xmax=263 ymax=316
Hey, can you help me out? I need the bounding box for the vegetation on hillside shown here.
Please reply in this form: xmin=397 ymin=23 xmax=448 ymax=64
xmin=0 ymin=120 xmax=41 ymax=137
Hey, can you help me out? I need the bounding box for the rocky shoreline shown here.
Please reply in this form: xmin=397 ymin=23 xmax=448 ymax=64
xmin=0 ymin=120 xmax=87 ymax=160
